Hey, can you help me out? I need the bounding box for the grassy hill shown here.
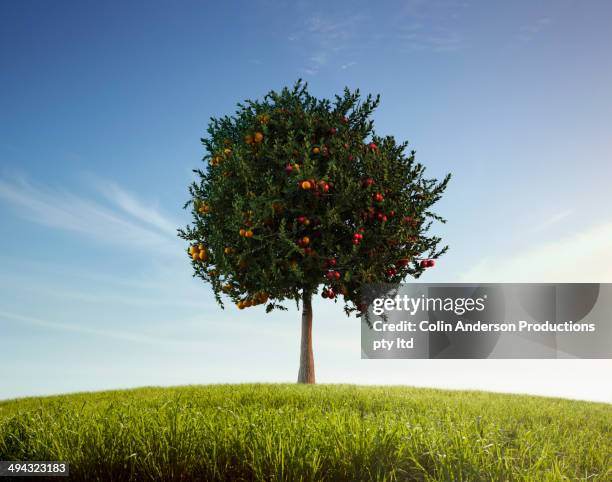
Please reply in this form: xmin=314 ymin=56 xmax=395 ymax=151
xmin=0 ymin=384 xmax=610 ymax=481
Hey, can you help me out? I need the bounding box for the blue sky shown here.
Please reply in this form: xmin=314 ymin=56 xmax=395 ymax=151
xmin=1 ymin=1 xmax=611 ymax=401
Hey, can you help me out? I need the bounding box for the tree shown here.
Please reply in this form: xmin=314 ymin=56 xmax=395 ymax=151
xmin=179 ymin=81 xmax=450 ymax=384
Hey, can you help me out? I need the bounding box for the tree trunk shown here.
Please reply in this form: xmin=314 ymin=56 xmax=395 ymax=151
xmin=297 ymin=290 xmax=315 ymax=384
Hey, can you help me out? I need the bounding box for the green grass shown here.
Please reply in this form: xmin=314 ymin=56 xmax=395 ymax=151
xmin=0 ymin=384 xmax=610 ymax=481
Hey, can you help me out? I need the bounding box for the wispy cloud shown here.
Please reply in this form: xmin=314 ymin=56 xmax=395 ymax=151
xmin=296 ymin=14 xmax=362 ymax=75
xmin=0 ymin=310 xmax=205 ymax=348
xmin=415 ymin=31 xmax=463 ymax=52
xmin=95 ymin=180 xmax=177 ymax=237
xmin=310 ymin=52 xmax=328 ymax=66
xmin=516 ymin=17 xmax=552 ymax=43
xmin=0 ymin=273 xmax=207 ymax=310
xmin=0 ymin=175 xmax=180 ymax=254
xmin=289 ymin=3 xmax=464 ymax=75
xmin=0 ymin=306 xmax=298 ymax=349
xmin=529 ymin=209 xmax=576 ymax=233
xmin=461 ymin=221 xmax=612 ymax=283
xmin=305 ymin=14 xmax=357 ymax=46
xmin=301 ymin=68 xmax=319 ymax=76
xmin=529 ymin=208 xmax=574 ymax=233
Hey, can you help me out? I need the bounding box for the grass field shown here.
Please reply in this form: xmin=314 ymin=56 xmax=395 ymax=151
xmin=0 ymin=384 xmax=610 ymax=481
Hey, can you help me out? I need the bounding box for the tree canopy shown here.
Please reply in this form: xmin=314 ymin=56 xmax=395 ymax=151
xmin=179 ymin=81 xmax=450 ymax=316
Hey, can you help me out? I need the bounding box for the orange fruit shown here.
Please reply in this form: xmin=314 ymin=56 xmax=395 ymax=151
xmin=239 ymin=229 xmax=246 ymax=237
xmin=189 ymin=246 xmax=197 ymax=255
xmin=312 ymin=147 xmax=320 ymax=154
xmin=237 ymin=301 xmax=245 ymax=309
xmin=199 ymin=250 xmax=207 ymax=261
xmin=191 ymin=252 xmax=199 ymax=261
xmin=223 ymin=148 xmax=232 ymax=155
xmin=301 ymin=181 xmax=312 ymax=190
xmin=244 ymin=134 xmax=253 ymax=144
xmin=224 ymin=247 xmax=233 ymax=255
xmin=254 ymin=132 xmax=264 ymax=143
xmin=245 ymin=230 xmax=253 ymax=238
xmin=302 ymin=236 xmax=310 ymax=245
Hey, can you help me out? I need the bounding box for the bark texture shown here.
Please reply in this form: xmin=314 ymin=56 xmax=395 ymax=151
xmin=297 ymin=291 xmax=315 ymax=384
